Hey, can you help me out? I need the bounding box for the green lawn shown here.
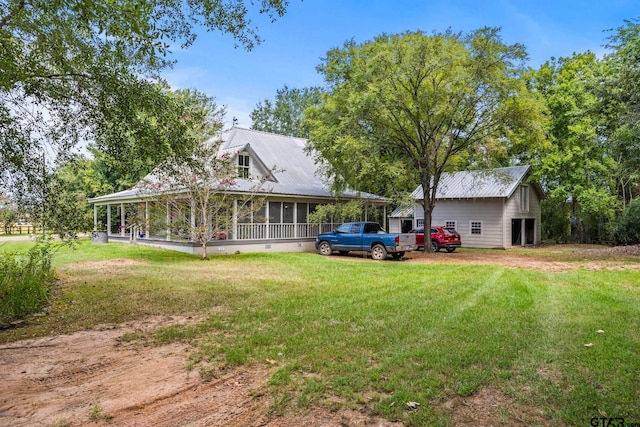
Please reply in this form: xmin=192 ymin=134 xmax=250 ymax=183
xmin=1 ymin=240 xmax=639 ymax=426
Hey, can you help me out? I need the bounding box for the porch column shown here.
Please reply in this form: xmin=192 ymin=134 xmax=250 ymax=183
xmin=166 ymin=201 xmax=171 ymax=241
xmin=145 ymin=201 xmax=149 ymax=239
xmin=521 ymin=218 xmax=526 ymax=247
xmin=107 ymin=205 xmax=111 ymax=236
xmin=383 ymin=205 xmax=387 ymax=230
xmin=120 ymin=203 xmax=125 ymax=237
xmin=93 ymin=205 xmax=97 ymax=231
xmin=293 ymin=203 xmax=298 ymax=238
xmin=190 ymin=202 xmax=196 ymax=240
xmin=265 ymin=201 xmax=270 ymax=239
xmin=232 ymin=199 xmax=237 ymax=240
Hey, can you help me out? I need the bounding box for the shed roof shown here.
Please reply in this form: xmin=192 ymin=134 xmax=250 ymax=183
xmin=410 ymin=165 xmax=543 ymax=200
xmin=89 ymin=127 xmax=385 ymax=204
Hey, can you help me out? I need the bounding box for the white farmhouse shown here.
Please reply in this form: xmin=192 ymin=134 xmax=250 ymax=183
xmin=88 ymin=127 xmax=386 ymax=255
xmin=389 ymin=165 xmax=545 ymax=249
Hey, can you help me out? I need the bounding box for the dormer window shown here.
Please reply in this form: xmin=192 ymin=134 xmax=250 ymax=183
xmin=238 ymin=154 xmax=250 ymax=178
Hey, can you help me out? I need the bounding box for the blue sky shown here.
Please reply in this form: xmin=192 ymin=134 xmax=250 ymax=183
xmin=164 ymin=0 xmax=638 ymax=129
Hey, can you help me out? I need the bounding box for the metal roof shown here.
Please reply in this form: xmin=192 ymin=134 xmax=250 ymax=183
xmin=410 ymin=165 xmax=535 ymax=200
xmin=89 ymin=127 xmax=385 ymax=204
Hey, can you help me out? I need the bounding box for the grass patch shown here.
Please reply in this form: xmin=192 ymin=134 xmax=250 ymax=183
xmin=0 ymin=240 xmax=56 ymax=325
xmin=1 ymin=240 xmax=639 ymax=425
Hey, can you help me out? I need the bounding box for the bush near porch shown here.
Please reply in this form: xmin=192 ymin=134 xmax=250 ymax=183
xmin=1 ymin=240 xmax=638 ymax=426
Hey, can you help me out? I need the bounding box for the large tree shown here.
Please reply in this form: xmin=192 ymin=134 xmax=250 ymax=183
xmin=0 ymin=0 xmax=290 ymax=205
xmin=305 ymin=28 xmax=546 ymax=251
xmin=600 ymin=18 xmax=640 ymax=207
xmin=531 ymin=53 xmax=618 ymax=243
xmin=250 ymin=85 xmax=323 ymax=137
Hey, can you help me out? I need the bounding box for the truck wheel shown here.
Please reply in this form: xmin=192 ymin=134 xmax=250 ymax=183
xmin=318 ymin=241 xmax=332 ymax=256
xmin=392 ymin=251 xmax=405 ymax=260
xmin=431 ymin=241 xmax=440 ymax=252
xmin=371 ymin=244 xmax=387 ymax=260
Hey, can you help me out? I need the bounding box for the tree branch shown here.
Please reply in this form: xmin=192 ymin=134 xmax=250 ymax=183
xmin=0 ymin=0 xmax=26 ymax=29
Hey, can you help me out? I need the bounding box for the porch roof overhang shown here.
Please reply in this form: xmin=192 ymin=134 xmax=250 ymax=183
xmin=88 ymin=182 xmax=387 ymax=206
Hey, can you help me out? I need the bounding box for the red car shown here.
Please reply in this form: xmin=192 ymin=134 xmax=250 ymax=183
xmin=409 ymin=226 xmax=461 ymax=252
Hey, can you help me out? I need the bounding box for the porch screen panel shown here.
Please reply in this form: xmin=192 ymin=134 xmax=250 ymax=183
xmin=254 ymin=204 xmax=267 ymax=222
xmin=283 ymin=203 xmax=294 ymax=223
xmin=237 ymin=200 xmax=250 ymax=223
xmin=269 ymin=202 xmax=282 ymax=223
xmin=297 ymin=203 xmax=308 ymax=223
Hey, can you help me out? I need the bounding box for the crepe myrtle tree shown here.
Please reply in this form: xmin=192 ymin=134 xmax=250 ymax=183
xmin=305 ymin=28 xmax=547 ymax=252
xmin=138 ymin=136 xmax=271 ymax=260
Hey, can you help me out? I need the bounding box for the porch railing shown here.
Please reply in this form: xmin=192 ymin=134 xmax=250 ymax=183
xmin=117 ymin=222 xmax=336 ymax=242
xmin=235 ymin=223 xmax=334 ymax=240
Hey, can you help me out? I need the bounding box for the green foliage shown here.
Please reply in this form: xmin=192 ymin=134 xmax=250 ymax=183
xmin=600 ymin=19 xmax=640 ymax=205
xmin=307 ymin=200 xmax=365 ymax=225
xmin=614 ymin=198 xmax=640 ymax=244
xmin=250 ymin=85 xmax=324 ymax=137
xmin=531 ymin=53 xmax=618 ymax=242
xmin=541 ymin=195 xmax=571 ymax=243
xmin=0 ymin=193 xmax=21 ymax=234
xmin=0 ymin=239 xmax=56 ymax=325
xmin=305 ymin=28 xmax=546 ymax=235
xmin=0 ymin=0 xmax=290 ymax=232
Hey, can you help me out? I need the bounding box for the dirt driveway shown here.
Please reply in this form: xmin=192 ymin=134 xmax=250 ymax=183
xmin=1 ymin=245 xmax=637 ymax=426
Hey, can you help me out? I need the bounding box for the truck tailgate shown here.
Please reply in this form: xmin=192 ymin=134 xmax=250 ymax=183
xmin=397 ymin=233 xmax=416 ymax=247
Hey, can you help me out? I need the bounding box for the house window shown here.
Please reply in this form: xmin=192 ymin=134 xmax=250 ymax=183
xmin=445 ymin=221 xmax=456 ymax=230
xmin=238 ymin=154 xmax=250 ymax=178
xmin=416 ymin=219 xmax=424 ymax=227
xmin=520 ymin=185 xmax=529 ymax=212
xmin=470 ymin=221 xmax=482 ymax=235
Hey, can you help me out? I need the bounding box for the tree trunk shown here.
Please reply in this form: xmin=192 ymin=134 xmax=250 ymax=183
xmin=422 ymin=186 xmax=433 ymax=254
xmin=201 ymin=241 xmax=208 ymax=260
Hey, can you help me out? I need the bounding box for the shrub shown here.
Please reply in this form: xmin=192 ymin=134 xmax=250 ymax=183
xmin=0 ymin=240 xmax=56 ymax=325
xmin=614 ymin=199 xmax=640 ymax=245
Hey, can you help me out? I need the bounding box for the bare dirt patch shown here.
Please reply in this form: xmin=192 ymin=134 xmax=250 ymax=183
xmin=437 ymin=386 xmax=565 ymax=427
xmin=61 ymin=258 xmax=148 ymax=272
xmin=0 ymin=316 xmax=401 ymax=427
xmin=402 ymin=244 xmax=640 ymax=272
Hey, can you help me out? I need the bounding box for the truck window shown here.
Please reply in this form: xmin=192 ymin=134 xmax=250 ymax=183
xmin=336 ymin=223 xmax=352 ymax=233
xmin=350 ymin=224 xmax=361 ymax=234
xmin=364 ymin=223 xmax=382 ymax=234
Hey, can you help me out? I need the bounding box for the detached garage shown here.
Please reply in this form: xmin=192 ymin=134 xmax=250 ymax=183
xmin=389 ymin=165 xmax=545 ymax=249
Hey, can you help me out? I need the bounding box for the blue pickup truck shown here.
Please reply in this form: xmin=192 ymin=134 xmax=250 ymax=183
xmin=315 ymin=222 xmax=417 ymax=260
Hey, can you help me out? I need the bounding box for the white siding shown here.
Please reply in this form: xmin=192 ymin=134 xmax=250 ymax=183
xmin=392 ymin=182 xmax=543 ymax=250
xmin=432 ymin=199 xmax=506 ymax=249
xmin=503 ymin=184 xmax=543 ymax=247
xmin=389 ymin=218 xmax=402 ymax=233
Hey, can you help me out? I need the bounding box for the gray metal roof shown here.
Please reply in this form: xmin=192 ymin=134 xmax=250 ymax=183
xmin=410 ymin=165 xmax=534 ymax=200
xmin=89 ymin=127 xmax=385 ymax=204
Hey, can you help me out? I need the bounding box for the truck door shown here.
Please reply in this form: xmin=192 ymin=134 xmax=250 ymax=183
xmin=332 ymin=223 xmax=363 ymax=251
xmin=332 ymin=223 xmax=362 ymax=251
